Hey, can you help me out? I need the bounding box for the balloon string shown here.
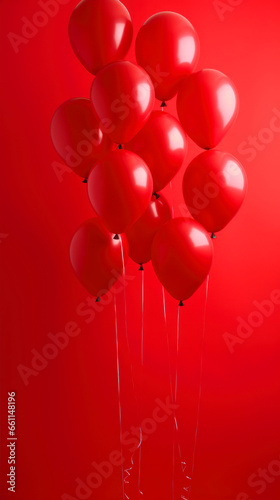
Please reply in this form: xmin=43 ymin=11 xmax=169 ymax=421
xmin=114 ymin=295 xmax=125 ymax=500
xmin=175 ymin=305 xmax=180 ymax=402
xmin=162 ymin=286 xmax=173 ymax=399
xmin=138 ymin=270 xmax=144 ymax=496
xmin=176 ymin=304 xmax=192 ymax=500
xmin=169 ymin=181 xmax=175 ymax=218
xmin=124 ymin=434 xmax=143 ymax=500
xmin=120 ymin=237 xmax=142 ymax=499
xmin=141 ymin=270 xmax=144 ymax=366
xmin=188 ymin=274 xmax=210 ymax=500
xmin=162 ymin=288 xmax=191 ymax=500
xmin=120 ymin=237 xmax=138 ymax=406
xmin=120 ymin=238 xmax=128 ymax=339
xmin=172 ymin=305 xmax=180 ymax=500
xmin=162 ymin=287 xmax=178 ymax=500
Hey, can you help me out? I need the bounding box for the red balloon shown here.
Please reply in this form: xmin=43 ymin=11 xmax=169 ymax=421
xmin=70 ymin=218 xmax=129 ymax=298
xmin=177 ymin=69 xmax=239 ymax=149
xmin=68 ymin=0 xmax=133 ymax=75
xmin=183 ymin=150 xmax=247 ymax=233
xmin=87 ymin=149 xmax=153 ymax=234
xmin=90 ymin=61 xmax=155 ymax=144
xmin=126 ymin=111 xmax=187 ymax=192
xmin=151 ymin=218 xmax=213 ymax=302
xmin=126 ymin=194 xmax=172 ymax=265
xmin=135 ymin=12 xmax=200 ymax=102
xmin=50 ymin=98 xmax=113 ymax=179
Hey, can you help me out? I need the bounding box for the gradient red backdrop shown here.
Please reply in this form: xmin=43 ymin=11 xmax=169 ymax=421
xmin=1 ymin=1 xmax=280 ymax=499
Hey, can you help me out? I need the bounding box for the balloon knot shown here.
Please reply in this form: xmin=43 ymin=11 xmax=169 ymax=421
xmin=139 ymin=263 xmax=144 ymax=271
xmin=152 ymin=191 xmax=160 ymax=199
xmin=113 ymin=234 xmax=120 ymax=240
xmin=117 ymin=144 xmax=123 ymax=149
xmin=160 ymin=101 xmax=167 ymax=108
xmin=211 ymin=232 xmax=216 ymax=239
xmin=205 ymin=147 xmax=210 ymax=151
xmin=96 ymin=296 xmax=101 ymax=302
xmin=179 ymin=300 xmax=184 ymax=307
xmin=82 ymin=178 xmax=87 ymax=183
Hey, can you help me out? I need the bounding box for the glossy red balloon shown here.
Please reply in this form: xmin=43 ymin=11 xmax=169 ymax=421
xmin=90 ymin=61 xmax=155 ymax=144
xmin=70 ymin=218 xmax=129 ymax=298
xmin=68 ymin=0 xmax=133 ymax=75
xmin=152 ymin=218 xmax=213 ymax=302
xmin=126 ymin=111 xmax=187 ymax=192
xmin=50 ymin=98 xmax=113 ymax=179
xmin=177 ymin=69 xmax=239 ymax=149
xmin=183 ymin=150 xmax=247 ymax=233
xmin=87 ymin=149 xmax=153 ymax=234
xmin=135 ymin=12 xmax=200 ymax=102
xmin=126 ymin=194 xmax=172 ymax=265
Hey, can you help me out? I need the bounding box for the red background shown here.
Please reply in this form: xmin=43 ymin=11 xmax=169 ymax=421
xmin=1 ymin=0 xmax=280 ymax=499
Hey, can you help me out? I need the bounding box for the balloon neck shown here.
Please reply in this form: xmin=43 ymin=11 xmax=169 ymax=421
xmin=179 ymin=300 xmax=184 ymax=307
xmin=205 ymin=147 xmax=210 ymax=150
xmin=152 ymin=191 xmax=160 ymax=200
xmin=82 ymin=178 xmax=87 ymax=183
xmin=139 ymin=263 xmax=144 ymax=271
xmin=117 ymin=144 xmax=123 ymax=149
xmin=211 ymin=232 xmax=216 ymax=239
xmin=113 ymin=234 xmax=120 ymax=240
xmin=96 ymin=296 xmax=101 ymax=303
xmin=160 ymin=101 xmax=167 ymax=108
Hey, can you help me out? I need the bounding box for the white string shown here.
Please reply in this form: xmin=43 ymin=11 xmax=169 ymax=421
xmin=175 ymin=306 xmax=180 ymax=402
xmin=162 ymin=286 xmax=174 ymax=402
xmin=161 ymin=289 xmax=191 ymax=500
xmin=162 ymin=285 xmax=167 ymax=324
xmin=169 ymin=181 xmax=175 ymax=218
xmin=172 ymin=305 xmax=181 ymax=500
xmin=120 ymin=238 xmax=128 ymax=342
xmin=141 ymin=271 xmax=144 ymax=365
xmin=119 ymin=236 xmax=143 ymax=499
xmin=120 ymin=237 xmax=139 ymax=406
xmin=162 ymin=286 xmax=179 ymax=500
xmin=138 ymin=270 xmax=144 ymax=496
xmin=177 ymin=306 xmax=192 ymax=500
xmin=114 ymin=295 xmax=125 ymax=500
xmin=188 ymin=275 xmax=210 ymax=499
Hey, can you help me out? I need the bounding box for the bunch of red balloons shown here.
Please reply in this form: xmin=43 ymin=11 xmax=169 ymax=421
xmin=51 ymin=0 xmax=247 ymax=305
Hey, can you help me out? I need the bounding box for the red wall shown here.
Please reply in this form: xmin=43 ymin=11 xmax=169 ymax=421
xmin=1 ymin=1 xmax=280 ymax=499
